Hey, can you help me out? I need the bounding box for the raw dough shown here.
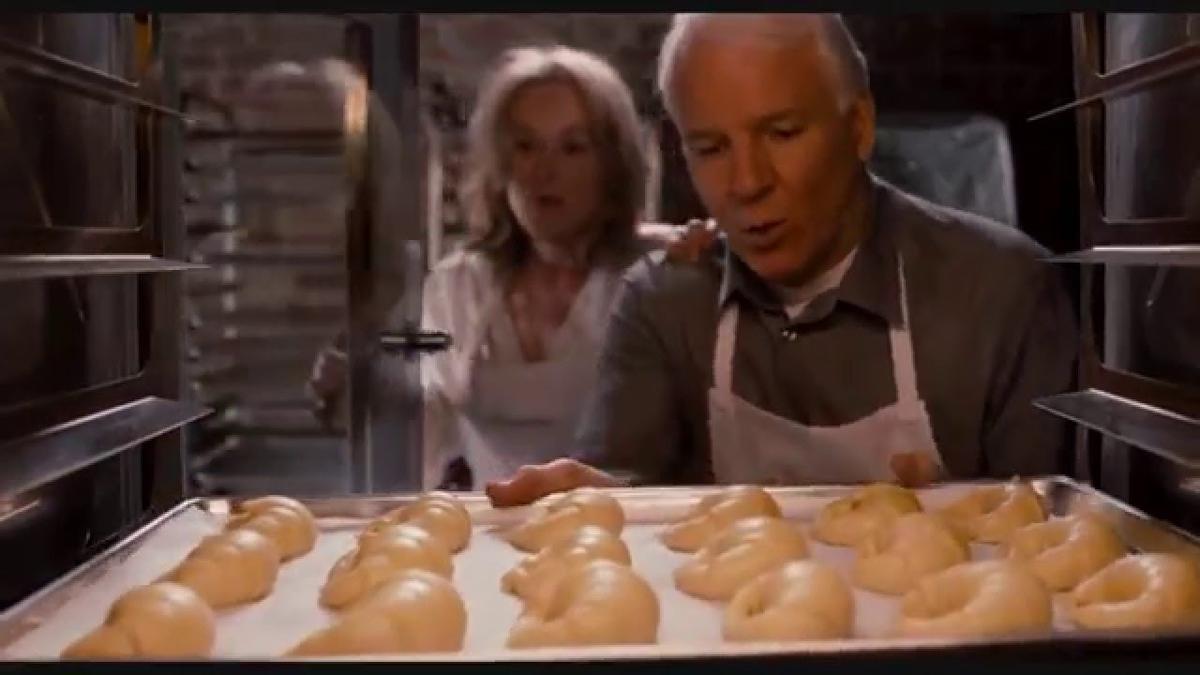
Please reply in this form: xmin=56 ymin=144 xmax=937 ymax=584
xmin=660 ymin=485 xmax=782 ymax=553
xmin=365 ymin=491 xmax=471 ymax=554
xmin=674 ymin=516 xmax=809 ymax=602
xmin=507 ymin=559 xmax=659 ymax=648
xmin=1006 ymin=514 xmax=1125 ymax=591
xmin=812 ymin=483 xmax=922 ymax=547
xmin=501 ymin=525 xmax=632 ymax=605
xmin=321 ymin=524 xmax=454 ymax=610
xmin=894 ymin=560 xmax=1052 ymax=638
xmin=506 ymin=487 xmax=625 ymax=553
xmin=852 ymin=512 xmax=970 ymax=595
xmin=289 ymin=569 xmax=466 ymax=656
xmin=162 ymin=528 xmax=281 ymax=608
xmin=724 ymin=560 xmax=854 ymax=642
xmin=940 ymin=481 xmax=1045 ymax=543
xmin=1070 ymin=553 xmax=1200 ymax=630
xmin=226 ymin=495 xmax=317 ymax=561
xmin=61 ymin=582 xmax=216 ymax=659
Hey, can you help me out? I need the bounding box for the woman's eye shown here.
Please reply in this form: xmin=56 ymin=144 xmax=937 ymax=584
xmin=690 ymin=142 xmax=723 ymax=158
xmin=562 ymin=139 xmax=591 ymax=155
xmin=513 ymin=139 xmax=536 ymax=153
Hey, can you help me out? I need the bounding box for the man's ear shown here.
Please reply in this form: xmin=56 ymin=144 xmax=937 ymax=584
xmin=850 ymin=94 xmax=877 ymax=162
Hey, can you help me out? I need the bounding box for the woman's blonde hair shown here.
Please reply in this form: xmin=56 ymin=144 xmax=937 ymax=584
xmin=462 ymin=45 xmax=648 ymax=273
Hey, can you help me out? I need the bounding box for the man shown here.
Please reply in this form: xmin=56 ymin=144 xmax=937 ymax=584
xmin=486 ymin=13 xmax=1078 ymax=506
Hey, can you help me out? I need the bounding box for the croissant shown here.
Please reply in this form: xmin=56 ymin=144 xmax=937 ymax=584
xmin=289 ymin=569 xmax=466 ymax=656
xmin=62 ymin=582 xmax=216 ymax=658
xmin=501 ymin=525 xmax=632 ymax=605
xmin=812 ymin=483 xmax=922 ymax=547
xmin=660 ymin=486 xmax=782 ymax=552
xmin=162 ymin=528 xmax=281 ymax=608
xmin=674 ymin=516 xmax=809 ymax=601
xmin=321 ymin=524 xmax=454 ymax=610
xmin=724 ymin=560 xmax=854 ymax=641
xmin=940 ymin=481 xmax=1045 ymax=543
xmin=365 ymin=491 xmax=471 ymax=554
xmin=507 ymin=559 xmax=659 ymax=648
xmin=1070 ymin=553 xmax=1200 ymax=630
xmin=506 ymin=488 xmax=624 ymax=553
xmin=226 ymin=495 xmax=317 ymax=560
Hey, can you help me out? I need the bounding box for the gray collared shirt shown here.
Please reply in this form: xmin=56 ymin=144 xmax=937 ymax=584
xmin=574 ymin=177 xmax=1079 ymax=484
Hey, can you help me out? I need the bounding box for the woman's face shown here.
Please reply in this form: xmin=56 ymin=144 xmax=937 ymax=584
xmin=503 ymin=79 xmax=606 ymax=249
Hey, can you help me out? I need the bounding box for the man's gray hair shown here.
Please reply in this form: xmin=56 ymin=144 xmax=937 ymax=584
xmin=656 ymin=13 xmax=870 ymax=116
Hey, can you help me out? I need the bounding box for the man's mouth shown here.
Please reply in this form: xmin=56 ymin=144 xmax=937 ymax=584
xmin=740 ymin=219 xmax=786 ymax=246
xmin=535 ymin=195 xmax=564 ymax=208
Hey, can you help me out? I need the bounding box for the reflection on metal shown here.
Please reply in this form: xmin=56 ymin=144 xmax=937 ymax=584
xmin=1029 ymin=26 xmax=1200 ymax=121
xmin=185 ymin=128 xmax=343 ymax=144
xmin=1035 ymin=389 xmax=1200 ymax=470
xmin=0 ymin=37 xmax=188 ymax=120
xmin=0 ymin=396 xmax=211 ymax=498
xmin=183 ymin=189 xmax=340 ymax=206
xmin=189 ymin=249 xmax=341 ymax=267
xmin=344 ymin=20 xmax=374 ymax=495
xmin=0 ymin=497 xmax=40 ymax=527
xmin=1045 ymin=245 xmax=1200 ymax=266
xmin=0 ymin=254 xmax=204 ymax=281
xmin=379 ymin=329 xmax=452 ymax=358
xmin=0 ymin=36 xmax=138 ymax=92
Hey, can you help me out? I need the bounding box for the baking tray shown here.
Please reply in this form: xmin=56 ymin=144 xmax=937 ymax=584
xmin=2 ymin=475 xmax=1200 ymax=664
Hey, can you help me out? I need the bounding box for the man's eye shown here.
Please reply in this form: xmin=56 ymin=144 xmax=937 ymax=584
xmin=768 ymin=125 xmax=802 ymax=141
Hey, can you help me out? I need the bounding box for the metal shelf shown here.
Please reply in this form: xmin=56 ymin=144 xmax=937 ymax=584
xmin=0 ymin=254 xmax=205 ymax=282
xmin=0 ymin=396 xmax=211 ymax=497
xmin=0 ymin=37 xmax=189 ymax=120
xmin=1044 ymin=245 xmax=1200 ymax=267
xmin=1029 ymin=39 xmax=1200 ymax=121
xmin=1034 ymin=388 xmax=1200 ymax=470
xmin=189 ymin=249 xmax=341 ymax=267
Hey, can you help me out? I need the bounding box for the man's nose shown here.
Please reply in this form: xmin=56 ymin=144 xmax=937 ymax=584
xmin=728 ymin=140 xmax=774 ymax=204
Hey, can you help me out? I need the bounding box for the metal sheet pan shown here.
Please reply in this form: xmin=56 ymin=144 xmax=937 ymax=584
xmin=2 ymin=476 xmax=1200 ymax=663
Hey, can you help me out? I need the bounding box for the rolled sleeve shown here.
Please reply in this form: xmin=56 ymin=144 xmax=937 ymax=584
xmin=981 ymin=264 xmax=1079 ymax=477
xmin=573 ymin=267 xmax=686 ymax=484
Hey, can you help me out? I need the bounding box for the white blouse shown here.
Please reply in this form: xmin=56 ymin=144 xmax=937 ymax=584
xmin=418 ymin=248 xmax=635 ymax=488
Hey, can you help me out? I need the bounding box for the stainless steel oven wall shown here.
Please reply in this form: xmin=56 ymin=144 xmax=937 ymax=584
xmin=1100 ymin=13 xmax=1200 ymax=529
xmin=1033 ymin=13 xmax=1200 ymax=536
xmin=0 ymin=13 xmax=198 ymax=610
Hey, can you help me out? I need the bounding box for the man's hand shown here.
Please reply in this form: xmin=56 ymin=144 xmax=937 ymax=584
xmin=485 ymin=458 xmax=626 ymax=507
xmin=889 ymin=451 xmax=941 ymax=488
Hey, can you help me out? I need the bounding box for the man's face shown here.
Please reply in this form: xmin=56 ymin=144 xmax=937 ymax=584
xmin=670 ymin=33 xmax=875 ymax=286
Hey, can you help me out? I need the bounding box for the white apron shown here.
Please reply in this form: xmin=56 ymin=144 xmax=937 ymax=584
xmin=707 ymin=254 xmax=945 ymax=485
xmin=451 ymin=269 xmax=615 ymax=488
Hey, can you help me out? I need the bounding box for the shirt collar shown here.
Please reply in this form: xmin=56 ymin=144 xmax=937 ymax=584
xmin=717 ymin=174 xmax=904 ymax=326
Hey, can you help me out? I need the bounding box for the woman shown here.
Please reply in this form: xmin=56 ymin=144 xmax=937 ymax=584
xmin=307 ymin=46 xmax=715 ymax=490
xmin=421 ymin=45 xmax=700 ymax=490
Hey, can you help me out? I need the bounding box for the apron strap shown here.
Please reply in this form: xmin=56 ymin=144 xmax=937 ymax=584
xmin=888 ymin=252 xmax=921 ymax=407
xmin=713 ymin=301 xmax=739 ymax=393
